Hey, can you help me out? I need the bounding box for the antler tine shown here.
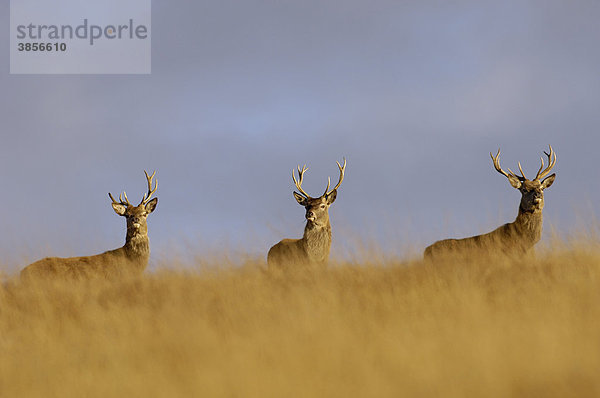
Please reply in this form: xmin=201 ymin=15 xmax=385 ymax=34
xmin=534 ymin=155 xmax=545 ymax=181
xmin=491 ymin=149 xmax=509 ymax=178
xmin=323 ymin=177 xmax=331 ymax=196
xmin=491 ymin=149 xmax=525 ymax=181
xmin=535 ymin=145 xmax=556 ymax=180
xmin=292 ymin=164 xmax=311 ymax=198
xmin=517 ymin=162 xmax=527 ymax=180
xmin=140 ymin=170 xmax=158 ymax=205
xmin=325 ymin=157 xmax=346 ymax=196
xmin=108 ymin=191 xmax=131 ymax=206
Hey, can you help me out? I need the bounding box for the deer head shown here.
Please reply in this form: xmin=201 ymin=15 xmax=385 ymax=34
xmin=491 ymin=146 xmax=556 ymax=212
xmin=109 ymin=170 xmax=158 ymax=234
xmin=292 ymin=159 xmax=346 ymax=227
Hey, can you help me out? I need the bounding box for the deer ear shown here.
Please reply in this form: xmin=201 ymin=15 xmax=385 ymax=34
xmin=325 ymin=189 xmax=337 ymax=205
xmin=507 ymin=175 xmax=522 ymax=189
xmin=145 ymin=197 xmax=158 ymax=213
xmin=293 ymin=192 xmax=308 ymax=206
xmin=541 ymin=173 xmax=556 ymax=189
xmin=111 ymin=203 xmax=127 ymax=216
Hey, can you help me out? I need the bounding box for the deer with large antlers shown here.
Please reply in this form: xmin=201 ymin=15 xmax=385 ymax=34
xmin=268 ymin=159 xmax=346 ymax=270
xmin=21 ymin=171 xmax=158 ymax=281
xmin=424 ymin=147 xmax=556 ymax=260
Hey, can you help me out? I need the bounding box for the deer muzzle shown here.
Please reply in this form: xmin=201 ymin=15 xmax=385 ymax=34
xmin=131 ymin=218 xmax=142 ymax=229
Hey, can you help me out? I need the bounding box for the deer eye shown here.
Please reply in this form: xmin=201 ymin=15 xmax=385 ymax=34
xmin=320 ymin=204 xmax=326 ymax=209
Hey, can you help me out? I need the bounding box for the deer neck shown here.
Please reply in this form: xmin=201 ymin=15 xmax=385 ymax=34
xmin=124 ymin=227 xmax=150 ymax=261
xmin=302 ymin=221 xmax=332 ymax=263
xmin=513 ymin=206 xmax=543 ymax=244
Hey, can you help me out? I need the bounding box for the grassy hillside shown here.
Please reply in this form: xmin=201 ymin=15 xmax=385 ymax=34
xmin=1 ymin=248 xmax=599 ymax=397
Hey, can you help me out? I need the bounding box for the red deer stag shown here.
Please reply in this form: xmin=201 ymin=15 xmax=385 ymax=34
xmin=424 ymin=147 xmax=556 ymax=260
xmin=268 ymin=159 xmax=346 ymax=270
xmin=21 ymin=171 xmax=158 ymax=281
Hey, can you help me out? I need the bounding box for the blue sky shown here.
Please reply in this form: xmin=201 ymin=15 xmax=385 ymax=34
xmin=1 ymin=1 xmax=599 ymax=270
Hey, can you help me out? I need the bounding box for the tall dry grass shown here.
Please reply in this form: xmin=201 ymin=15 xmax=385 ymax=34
xmin=1 ymin=246 xmax=600 ymax=397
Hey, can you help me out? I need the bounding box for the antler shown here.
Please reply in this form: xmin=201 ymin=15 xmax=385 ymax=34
xmin=324 ymin=158 xmax=346 ymax=196
xmin=490 ymin=149 xmax=526 ymax=181
xmin=140 ymin=170 xmax=158 ymax=205
xmin=292 ymin=159 xmax=346 ymax=198
xmin=292 ymin=165 xmax=311 ymax=198
xmin=534 ymin=145 xmax=556 ymax=181
xmin=109 ymin=191 xmax=131 ymax=207
xmin=108 ymin=170 xmax=157 ymax=207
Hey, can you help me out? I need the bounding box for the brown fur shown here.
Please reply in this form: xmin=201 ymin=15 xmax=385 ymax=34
xmin=21 ymin=177 xmax=158 ymax=282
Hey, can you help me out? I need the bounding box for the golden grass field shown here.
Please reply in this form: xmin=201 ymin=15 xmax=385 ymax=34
xmin=1 ymin=243 xmax=600 ymax=397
